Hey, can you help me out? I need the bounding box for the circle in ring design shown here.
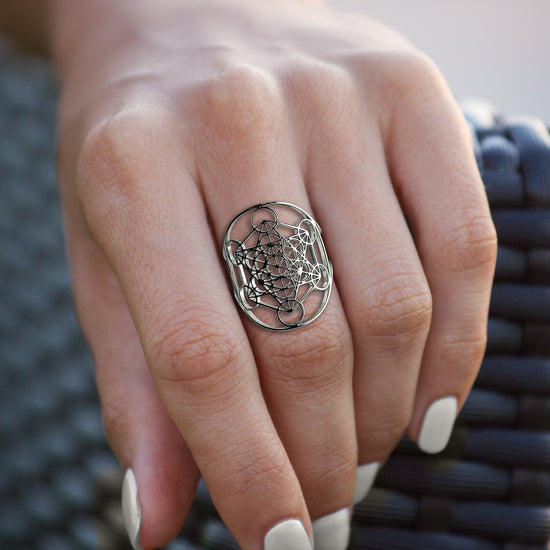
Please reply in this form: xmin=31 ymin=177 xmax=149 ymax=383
xmin=223 ymin=202 xmax=333 ymax=330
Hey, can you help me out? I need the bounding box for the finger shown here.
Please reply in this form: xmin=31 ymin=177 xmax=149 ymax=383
xmin=300 ymin=64 xmax=431 ymax=503
xmin=59 ymin=178 xmax=200 ymax=548
xmin=75 ymin=102 xmax=312 ymax=550
xmin=384 ymin=54 xmax=497 ymax=453
xmin=195 ymin=66 xmax=356 ymax=546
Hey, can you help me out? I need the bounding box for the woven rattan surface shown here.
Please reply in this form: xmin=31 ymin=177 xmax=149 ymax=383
xmin=1 ymin=41 xmax=549 ymax=550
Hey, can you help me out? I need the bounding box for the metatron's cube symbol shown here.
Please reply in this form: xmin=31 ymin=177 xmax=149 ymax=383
xmin=223 ymin=202 xmax=333 ymax=330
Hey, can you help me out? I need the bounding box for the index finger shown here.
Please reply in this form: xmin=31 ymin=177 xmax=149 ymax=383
xmin=76 ymin=107 xmax=313 ymax=550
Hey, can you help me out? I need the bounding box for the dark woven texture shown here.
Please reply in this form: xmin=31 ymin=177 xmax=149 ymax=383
xmin=1 ymin=41 xmax=549 ymax=550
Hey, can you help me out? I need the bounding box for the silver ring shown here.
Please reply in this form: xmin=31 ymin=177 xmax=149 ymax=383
xmin=223 ymin=202 xmax=333 ymax=330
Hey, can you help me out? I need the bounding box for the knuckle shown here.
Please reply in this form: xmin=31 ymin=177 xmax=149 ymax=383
xmin=315 ymin=443 xmax=356 ymax=487
xmin=283 ymin=60 xmax=354 ymax=107
xmin=369 ymin=49 xmax=447 ymax=116
xmin=437 ymin=213 xmax=498 ymax=273
xmin=306 ymin=452 xmax=356 ymax=510
xmin=282 ymin=61 xmax=360 ymax=148
xmin=361 ymin=270 xmax=432 ymax=342
xmin=438 ymin=329 xmax=488 ymax=373
xmin=200 ymin=65 xmax=283 ymax=143
xmin=389 ymin=50 xmax=444 ymax=93
xmin=76 ymin=100 xmax=171 ymax=222
xmin=399 ymin=50 xmax=441 ymax=82
xmin=358 ymin=394 xmax=414 ymax=454
xmin=219 ymin=448 xmax=290 ymax=504
xmin=150 ymin=309 xmax=246 ymax=398
xmin=360 ymin=409 xmax=412 ymax=452
xmin=265 ymin=318 xmax=353 ymax=389
xmin=389 ymin=407 xmax=414 ymax=440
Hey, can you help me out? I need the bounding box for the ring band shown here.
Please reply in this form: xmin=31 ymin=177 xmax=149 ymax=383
xmin=223 ymin=202 xmax=333 ymax=330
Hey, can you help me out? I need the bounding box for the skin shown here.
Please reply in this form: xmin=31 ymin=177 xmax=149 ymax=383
xmin=45 ymin=0 xmax=497 ymax=548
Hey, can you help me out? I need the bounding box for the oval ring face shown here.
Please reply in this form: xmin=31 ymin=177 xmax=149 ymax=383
xmin=223 ymin=202 xmax=333 ymax=330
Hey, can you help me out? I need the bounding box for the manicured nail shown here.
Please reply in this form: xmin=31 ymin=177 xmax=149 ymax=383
xmin=122 ymin=469 xmax=143 ymax=550
xmin=312 ymin=508 xmax=350 ymax=550
xmin=264 ymin=519 xmax=312 ymax=550
xmin=418 ymin=396 xmax=457 ymax=454
xmin=352 ymin=462 xmax=380 ymax=505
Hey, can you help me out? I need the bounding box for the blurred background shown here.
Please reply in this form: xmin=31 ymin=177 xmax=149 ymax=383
xmin=330 ymin=0 xmax=550 ymax=121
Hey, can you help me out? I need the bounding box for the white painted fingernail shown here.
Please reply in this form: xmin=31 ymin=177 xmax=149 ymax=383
xmin=312 ymin=508 xmax=350 ymax=550
xmin=418 ymin=396 xmax=457 ymax=454
xmin=264 ymin=519 xmax=312 ymax=550
xmin=122 ymin=469 xmax=143 ymax=550
xmin=352 ymin=462 xmax=380 ymax=505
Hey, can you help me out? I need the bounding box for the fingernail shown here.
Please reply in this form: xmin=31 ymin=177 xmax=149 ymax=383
xmin=312 ymin=508 xmax=350 ymax=550
xmin=264 ymin=519 xmax=312 ymax=550
xmin=122 ymin=468 xmax=143 ymax=550
xmin=352 ymin=462 xmax=380 ymax=505
xmin=418 ymin=396 xmax=457 ymax=454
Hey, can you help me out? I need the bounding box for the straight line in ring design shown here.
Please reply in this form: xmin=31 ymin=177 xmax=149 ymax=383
xmin=222 ymin=202 xmax=333 ymax=330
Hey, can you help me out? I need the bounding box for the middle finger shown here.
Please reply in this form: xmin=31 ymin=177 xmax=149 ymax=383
xmin=194 ymin=65 xmax=357 ymax=528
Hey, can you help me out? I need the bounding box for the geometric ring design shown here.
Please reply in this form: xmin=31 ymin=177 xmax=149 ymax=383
xmin=223 ymin=202 xmax=333 ymax=330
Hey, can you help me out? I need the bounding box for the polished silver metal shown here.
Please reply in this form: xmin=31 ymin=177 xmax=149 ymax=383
xmin=223 ymin=202 xmax=333 ymax=330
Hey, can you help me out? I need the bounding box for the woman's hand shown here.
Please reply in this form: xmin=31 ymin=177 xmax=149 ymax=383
xmin=50 ymin=0 xmax=497 ymax=548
